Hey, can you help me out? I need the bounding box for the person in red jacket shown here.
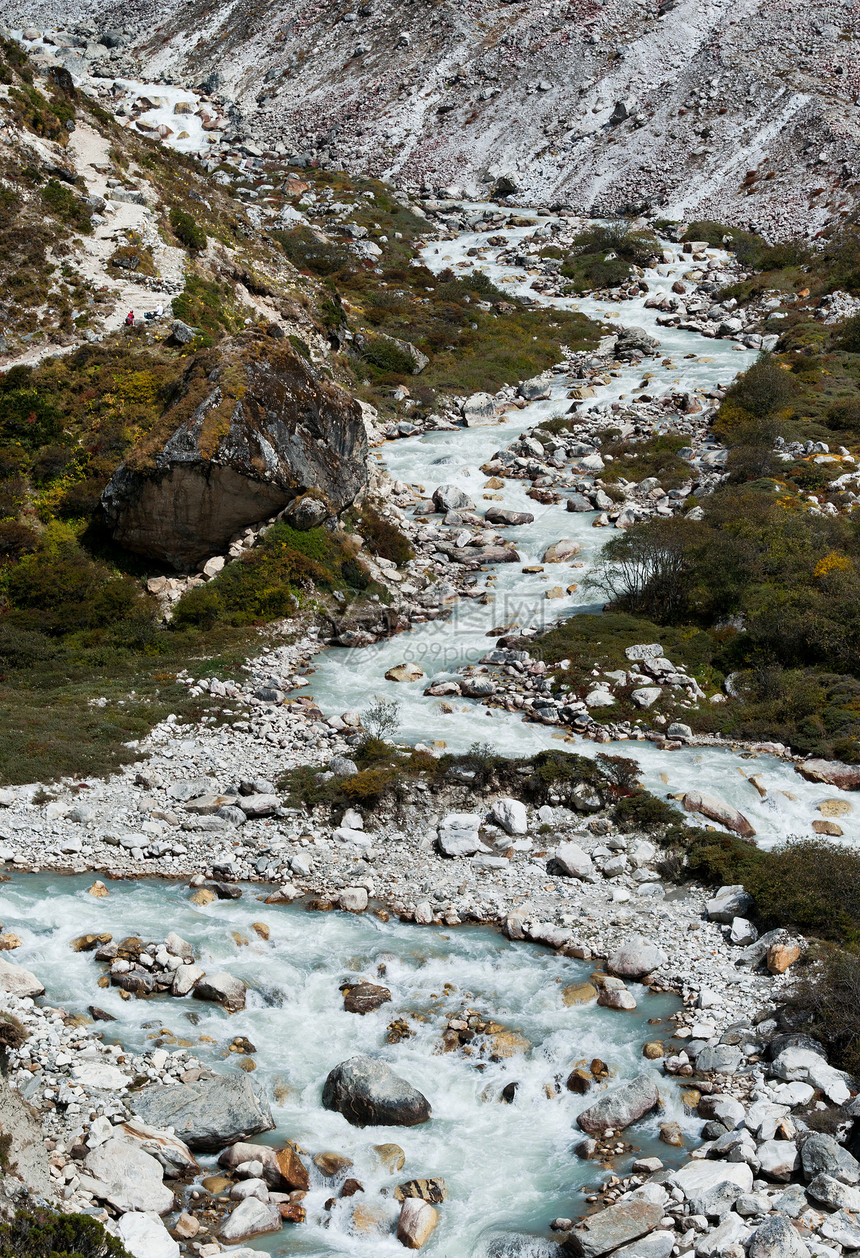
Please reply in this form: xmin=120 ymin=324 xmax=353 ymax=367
xmin=124 ymin=310 xmax=134 ymax=326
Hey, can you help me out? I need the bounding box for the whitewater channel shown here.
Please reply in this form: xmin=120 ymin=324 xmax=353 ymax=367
xmin=4 ymin=873 xmax=692 ymax=1257
xmin=301 ymin=213 xmax=854 ymax=847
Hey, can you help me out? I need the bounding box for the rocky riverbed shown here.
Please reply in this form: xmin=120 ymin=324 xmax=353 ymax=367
xmin=0 ymin=65 xmax=858 ymax=1258
xmin=1 ymin=831 xmax=858 ymax=1258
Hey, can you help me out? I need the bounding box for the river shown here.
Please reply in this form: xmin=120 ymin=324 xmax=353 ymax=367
xmin=3 ymin=873 xmax=692 ymax=1257
xmin=300 ymin=214 xmax=851 ymax=847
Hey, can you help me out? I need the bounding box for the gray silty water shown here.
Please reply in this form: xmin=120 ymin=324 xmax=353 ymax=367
xmin=3 ymin=873 xmax=692 ymax=1256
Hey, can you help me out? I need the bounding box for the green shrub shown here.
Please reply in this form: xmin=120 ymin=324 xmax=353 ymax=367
xmin=745 ymin=840 xmax=860 ymax=944
xmin=169 ymin=208 xmax=207 ymax=252
xmin=0 ymin=384 xmax=63 ymax=448
xmin=172 ymin=522 xmax=351 ymax=629
xmin=272 ymin=227 xmax=350 ymax=276
xmin=355 ymin=504 xmax=413 ymax=565
xmin=40 ymin=180 xmax=92 ymax=234
xmin=0 ymin=1207 xmax=130 ymax=1258
xmin=826 ymin=396 xmax=860 ymax=431
xmin=0 ymin=520 xmax=38 ymax=561
xmin=791 ymin=947 xmax=860 ymax=1076
xmin=612 ymin=790 xmax=679 ymax=831
xmin=714 ymin=358 xmax=796 ymax=436
xmin=836 ymin=313 xmax=860 ymax=353
xmin=359 ymin=337 xmax=416 ymax=378
xmin=6 ymin=543 xmax=153 ymax=636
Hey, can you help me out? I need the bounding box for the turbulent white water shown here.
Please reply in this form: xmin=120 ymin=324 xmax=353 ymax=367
xmin=4 ymin=874 xmax=691 ymax=1256
xmin=302 ymin=217 xmax=853 ymax=847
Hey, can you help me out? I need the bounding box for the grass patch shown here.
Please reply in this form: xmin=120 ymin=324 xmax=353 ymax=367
xmin=171 ymin=523 xmax=361 ymax=630
xmin=0 ymin=618 xmax=253 ymax=785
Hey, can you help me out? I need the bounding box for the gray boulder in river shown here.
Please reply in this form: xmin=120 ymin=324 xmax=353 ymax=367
xmin=129 ymin=1073 xmax=274 ymax=1151
xmin=564 ymin=1200 xmax=664 ymax=1257
xmin=322 ymin=1055 xmax=431 ymax=1127
xmin=576 ymin=1073 xmax=660 ymax=1135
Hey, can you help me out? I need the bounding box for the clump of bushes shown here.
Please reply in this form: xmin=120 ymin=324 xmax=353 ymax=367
xmin=560 ymin=223 xmax=661 ymax=293
xmin=272 ymin=226 xmax=351 ymax=277
xmin=171 ymin=522 xmax=359 ymax=629
xmin=39 ymin=180 xmax=92 ymax=233
xmin=4 ymin=534 xmax=154 ymax=637
xmin=354 ymin=503 xmax=413 ymax=566
xmin=171 ymin=275 xmax=239 ymax=338
xmin=358 ymin=336 xmax=416 ymax=379
xmin=792 ymin=947 xmax=860 ymax=1077
xmin=712 ymin=358 xmax=796 ymax=438
xmin=0 ymin=1207 xmax=130 ymax=1258
xmin=169 ymin=207 xmax=207 ymax=253
xmin=744 ymin=840 xmax=860 ymax=945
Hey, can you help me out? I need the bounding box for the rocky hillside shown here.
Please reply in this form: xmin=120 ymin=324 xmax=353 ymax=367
xmin=7 ymin=0 xmax=860 ymax=238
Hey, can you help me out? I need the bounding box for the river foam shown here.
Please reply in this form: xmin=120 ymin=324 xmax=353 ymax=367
xmin=4 ymin=873 xmax=692 ymax=1255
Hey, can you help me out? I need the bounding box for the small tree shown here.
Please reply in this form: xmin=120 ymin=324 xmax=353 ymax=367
xmin=596 ymin=753 xmax=641 ymax=792
xmin=361 ymin=696 xmax=401 ymax=742
xmin=170 ymin=207 xmax=207 ymax=253
xmin=586 ymin=518 xmax=696 ymax=624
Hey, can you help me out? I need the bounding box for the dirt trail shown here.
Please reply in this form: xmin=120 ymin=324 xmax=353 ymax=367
xmin=0 ymin=122 xmax=185 ymax=373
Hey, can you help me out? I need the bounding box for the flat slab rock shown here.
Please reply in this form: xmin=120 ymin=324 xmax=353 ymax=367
xmin=130 ymin=1074 xmax=274 ymax=1152
xmin=563 ymin=1200 xmax=664 ymax=1257
xmin=668 ymin=1160 xmax=753 ymax=1199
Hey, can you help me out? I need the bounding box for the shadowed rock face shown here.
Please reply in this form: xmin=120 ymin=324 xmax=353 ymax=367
xmin=102 ymin=330 xmax=367 ymax=568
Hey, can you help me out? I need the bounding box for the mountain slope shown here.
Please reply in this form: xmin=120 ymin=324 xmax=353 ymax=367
xmin=9 ymin=0 xmax=860 ymax=237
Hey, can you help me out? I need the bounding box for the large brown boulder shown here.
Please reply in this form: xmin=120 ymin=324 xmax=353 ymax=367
xmin=102 ymin=330 xmax=367 ymax=568
xmin=796 ymin=759 xmax=860 ymax=791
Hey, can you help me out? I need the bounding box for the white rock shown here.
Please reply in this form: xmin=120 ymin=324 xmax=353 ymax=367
xmin=487 ymin=797 xmax=528 ymax=835
xmin=397 ymin=1196 xmax=438 ymax=1248
xmin=757 ymin=1140 xmax=799 ymax=1182
xmin=230 ymin=1178 xmax=270 ymax=1201
xmin=0 ymin=956 xmax=44 ymax=998
xmin=117 ymin=1212 xmax=180 ymax=1258
xmin=694 ymin=1213 xmax=751 ymax=1257
xmin=219 ymin=1196 xmax=282 ymax=1242
xmin=339 ymin=886 xmax=369 ymax=912
xmin=332 ymin=826 xmax=372 ymax=848
xmin=730 ymin=917 xmax=758 ymax=946
xmin=705 ymin=884 xmax=754 ymax=923
xmin=555 ymin=841 xmax=595 ymax=879
xmin=586 ymin=688 xmax=615 ymax=707
xmin=669 ymin=1161 xmax=753 ymax=1201
xmin=86 ymin=1137 xmax=174 ymax=1214
xmin=770 ymin=1048 xmax=851 ymax=1105
xmin=172 ymin=963 xmax=205 ymax=996
xmin=631 ymin=687 xmax=662 ymax=708
xmin=71 ymin=1062 xmax=131 ymax=1090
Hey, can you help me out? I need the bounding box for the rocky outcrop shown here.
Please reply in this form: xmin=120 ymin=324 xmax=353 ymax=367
xmin=102 ymin=330 xmax=367 ymax=568
xmin=129 ymin=1073 xmax=274 ymax=1151
xmin=321 ymin=1056 xmax=431 ymax=1127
